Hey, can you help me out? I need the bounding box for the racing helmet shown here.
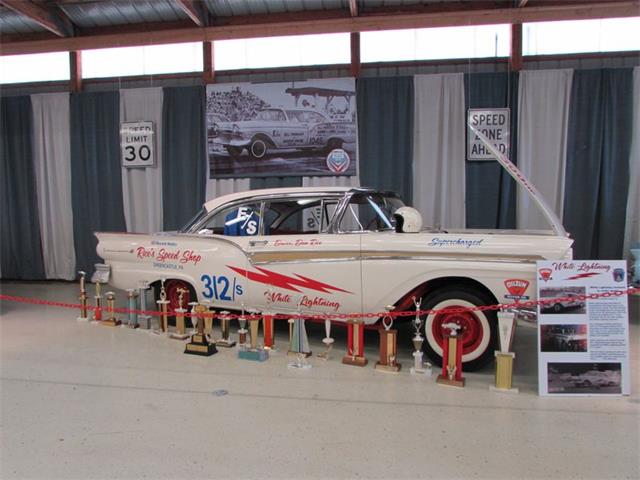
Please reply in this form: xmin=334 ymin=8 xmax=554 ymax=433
xmin=393 ymin=207 xmax=423 ymax=233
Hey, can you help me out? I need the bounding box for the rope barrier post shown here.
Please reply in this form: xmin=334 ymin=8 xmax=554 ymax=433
xmin=490 ymin=311 xmax=519 ymax=394
xmin=342 ymin=318 xmax=367 ymax=367
xmin=77 ymin=271 xmax=89 ymax=322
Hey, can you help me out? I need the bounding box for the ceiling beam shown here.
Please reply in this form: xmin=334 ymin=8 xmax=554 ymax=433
xmin=173 ymin=0 xmax=209 ymax=27
xmin=0 ymin=0 xmax=74 ymax=37
xmin=1 ymin=1 xmax=638 ymax=56
xmin=349 ymin=0 xmax=358 ymax=17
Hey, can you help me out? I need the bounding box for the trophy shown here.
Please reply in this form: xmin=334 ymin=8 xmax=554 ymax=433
xmin=436 ymin=322 xmax=465 ymax=388
xmin=102 ymin=291 xmax=121 ymax=326
xmin=410 ymin=296 xmax=431 ymax=376
xmin=490 ymin=311 xmax=519 ymax=393
xmin=203 ymin=300 xmax=215 ymax=341
xmin=184 ymin=304 xmax=217 ymax=356
xmin=216 ymin=310 xmax=236 ymax=347
xmin=126 ymin=288 xmax=139 ymax=329
xmin=77 ymin=271 xmax=89 ymax=321
xmin=288 ymin=308 xmax=311 ymax=369
xmin=156 ymin=279 xmax=170 ymax=334
xmin=342 ymin=318 xmax=367 ymax=367
xmin=237 ymin=303 xmax=248 ymax=348
xmin=188 ymin=301 xmax=199 ymax=335
xmin=170 ymin=288 xmax=190 ymax=340
xmin=238 ymin=309 xmax=268 ymax=362
xmin=317 ymin=318 xmax=335 ymax=360
xmin=138 ymin=282 xmax=152 ymax=330
xmin=375 ymin=306 xmax=401 ymax=373
xmin=92 ymin=280 xmax=103 ymax=322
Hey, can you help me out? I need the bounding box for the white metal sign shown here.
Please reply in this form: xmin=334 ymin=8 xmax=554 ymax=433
xmin=467 ymin=108 xmax=510 ymax=161
xmin=121 ymin=121 xmax=155 ymax=167
xmin=536 ymin=260 xmax=630 ymax=396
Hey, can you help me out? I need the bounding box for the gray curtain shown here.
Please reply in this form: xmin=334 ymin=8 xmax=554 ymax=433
xmin=0 ymin=96 xmax=45 ymax=279
xmin=70 ymin=91 xmax=126 ymax=277
xmin=250 ymin=177 xmax=302 ymax=190
xmin=162 ymin=86 xmax=206 ymax=231
xmin=357 ymin=77 xmax=414 ymax=204
xmin=464 ymin=72 xmax=519 ymax=229
xmin=564 ymin=69 xmax=633 ymax=259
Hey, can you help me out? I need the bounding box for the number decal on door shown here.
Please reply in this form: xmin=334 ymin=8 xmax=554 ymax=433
xmin=201 ymin=275 xmax=244 ymax=301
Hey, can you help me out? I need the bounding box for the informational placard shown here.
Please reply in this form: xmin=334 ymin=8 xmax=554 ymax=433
xmin=121 ymin=121 xmax=155 ymax=167
xmin=467 ymin=108 xmax=510 ymax=161
xmin=537 ymin=260 xmax=630 ymax=396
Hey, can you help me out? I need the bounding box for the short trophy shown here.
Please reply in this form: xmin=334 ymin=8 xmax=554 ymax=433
xmin=184 ymin=304 xmax=217 ymax=356
xmin=436 ymin=322 xmax=465 ymax=388
xmin=170 ymin=288 xmax=190 ymax=340
xmin=216 ymin=310 xmax=236 ymax=347
xmin=490 ymin=311 xmax=519 ymax=394
xmin=342 ymin=318 xmax=367 ymax=367
xmin=102 ymin=291 xmax=121 ymax=326
xmin=156 ymin=279 xmax=170 ymax=335
xmin=126 ymin=288 xmax=139 ymax=329
xmin=238 ymin=309 xmax=268 ymax=362
xmin=316 ymin=318 xmax=335 ymax=360
xmin=77 ymin=271 xmax=89 ymax=321
xmin=375 ymin=306 xmax=401 ymax=373
xmin=138 ymin=282 xmax=152 ymax=330
xmin=410 ymin=296 xmax=431 ymax=376
xmin=92 ymin=280 xmax=103 ymax=322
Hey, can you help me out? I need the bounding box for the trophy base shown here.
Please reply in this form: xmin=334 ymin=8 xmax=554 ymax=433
xmin=342 ymin=355 xmax=368 ymax=367
xmin=489 ymin=385 xmax=519 ymax=394
xmin=238 ymin=349 xmax=269 ymax=362
xmin=126 ymin=323 xmax=139 ymax=329
xmin=287 ymin=350 xmax=311 ymax=358
xmin=410 ymin=366 xmax=432 ymax=376
xmin=184 ymin=334 xmax=217 ymax=356
xmin=216 ymin=339 xmax=237 ymax=348
xmin=101 ymin=319 xmax=121 ymax=327
xmin=436 ymin=374 xmax=465 ymax=388
xmin=288 ymin=360 xmax=312 ymax=369
xmin=375 ymin=362 xmax=401 ymax=373
xmin=77 ymin=316 xmax=89 ymax=322
xmin=170 ymin=332 xmax=190 ymax=340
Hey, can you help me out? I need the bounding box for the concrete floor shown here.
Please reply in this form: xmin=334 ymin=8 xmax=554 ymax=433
xmin=1 ymin=281 xmax=639 ymax=479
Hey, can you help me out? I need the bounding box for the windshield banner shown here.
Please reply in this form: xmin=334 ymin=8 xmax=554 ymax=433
xmin=537 ymin=260 xmax=630 ymax=396
xmin=206 ymin=78 xmax=357 ymax=178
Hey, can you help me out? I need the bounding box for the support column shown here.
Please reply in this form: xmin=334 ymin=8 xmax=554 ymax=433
xmin=510 ymin=23 xmax=523 ymax=72
xmin=203 ymin=41 xmax=215 ymax=84
xmin=350 ymin=32 xmax=361 ymax=78
xmin=69 ymin=50 xmax=82 ymax=92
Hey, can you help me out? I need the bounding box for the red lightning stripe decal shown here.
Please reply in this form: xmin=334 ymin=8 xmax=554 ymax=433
xmin=566 ymin=272 xmax=601 ymax=280
xmin=227 ymin=265 xmax=352 ymax=294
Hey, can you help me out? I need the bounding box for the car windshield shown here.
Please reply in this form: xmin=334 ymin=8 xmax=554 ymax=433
xmin=179 ymin=208 xmax=208 ymax=233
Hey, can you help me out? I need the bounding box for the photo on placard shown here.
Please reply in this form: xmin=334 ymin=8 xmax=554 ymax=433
xmin=547 ymin=362 xmax=621 ymax=394
xmin=540 ymin=324 xmax=588 ymax=352
xmin=539 ymin=286 xmax=586 ymax=314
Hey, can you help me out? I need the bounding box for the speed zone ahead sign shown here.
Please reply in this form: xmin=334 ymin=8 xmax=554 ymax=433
xmin=467 ymin=108 xmax=510 ymax=161
xmin=121 ymin=121 xmax=155 ymax=167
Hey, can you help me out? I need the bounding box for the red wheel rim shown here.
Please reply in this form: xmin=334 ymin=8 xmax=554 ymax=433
xmin=165 ymin=280 xmax=191 ymax=311
xmin=431 ymin=307 xmax=484 ymax=356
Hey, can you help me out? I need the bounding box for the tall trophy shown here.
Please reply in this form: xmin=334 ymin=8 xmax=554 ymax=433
xmin=184 ymin=304 xmax=217 ymax=356
xmin=288 ymin=308 xmax=311 ymax=369
xmin=170 ymin=288 xmax=190 ymax=340
xmin=216 ymin=310 xmax=236 ymax=347
xmin=436 ymin=322 xmax=465 ymax=388
xmin=237 ymin=303 xmax=248 ymax=348
xmin=92 ymin=280 xmax=103 ymax=322
xmin=238 ymin=308 xmax=268 ymax=362
xmin=410 ymin=296 xmax=431 ymax=376
xmin=317 ymin=318 xmax=334 ymax=360
xmin=77 ymin=271 xmax=89 ymax=322
xmin=342 ymin=318 xmax=367 ymax=367
xmin=126 ymin=288 xmax=139 ymax=329
xmin=138 ymin=282 xmax=152 ymax=330
xmin=375 ymin=306 xmax=401 ymax=373
xmin=156 ymin=279 xmax=170 ymax=335
xmin=102 ymin=291 xmax=121 ymax=326
xmin=203 ymin=300 xmax=215 ymax=341
xmin=490 ymin=311 xmax=518 ymax=393
xmin=188 ymin=301 xmax=199 ymax=335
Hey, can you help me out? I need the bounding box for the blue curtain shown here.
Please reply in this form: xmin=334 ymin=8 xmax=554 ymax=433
xmin=464 ymin=72 xmax=519 ymax=229
xmin=357 ymin=77 xmax=414 ymax=204
xmin=250 ymin=177 xmax=302 ymax=190
xmin=0 ymin=96 xmax=46 ymax=279
xmin=70 ymin=91 xmax=126 ymax=277
xmin=564 ymin=69 xmax=633 ymax=259
xmin=162 ymin=86 xmax=206 ymax=230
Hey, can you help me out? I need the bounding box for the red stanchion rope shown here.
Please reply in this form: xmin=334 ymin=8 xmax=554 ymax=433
xmin=1 ymin=286 xmax=638 ymax=322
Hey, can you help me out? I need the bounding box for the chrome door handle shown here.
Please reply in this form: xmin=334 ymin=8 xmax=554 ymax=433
xmin=249 ymin=240 xmax=268 ymax=247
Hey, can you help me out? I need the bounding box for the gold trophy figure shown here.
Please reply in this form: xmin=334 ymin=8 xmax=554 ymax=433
xmin=184 ymin=304 xmax=217 ymax=356
xmin=216 ymin=310 xmax=236 ymax=347
xmin=170 ymin=288 xmax=190 ymax=340
xmin=92 ymin=281 xmax=103 ymax=322
xmin=375 ymin=306 xmax=401 ymax=373
xmin=317 ymin=318 xmax=334 ymax=360
xmin=102 ymin=291 xmax=121 ymax=326
xmin=77 ymin=271 xmax=89 ymax=321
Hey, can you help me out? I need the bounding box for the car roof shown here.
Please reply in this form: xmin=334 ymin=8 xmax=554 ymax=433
xmin=203 ymin=187 xmax=363 ymax=213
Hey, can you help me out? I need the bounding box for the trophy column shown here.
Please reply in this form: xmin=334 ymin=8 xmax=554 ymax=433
xmin=77 ymin=271 xmax=89 ymax=322
xmin=237 ymin=305 xmax=248 ymax=348
xmin=490 ymin=311 xmax=518 ymax=393
xmin=436 ymin=323 xmax=465 ymax=387
xmin=317 ymin=319 xmax=334 ymax=360
xmin=138 ymin=283 xmax=152 ymax=330
xmin=238 ymin=310 xmax=268 ymax=362
xmin=126 ymin=289 xmax=139 ymax=329
xmin=342 ymin=319 xmax=367 ymax=367
xmin=375 ymin=307 xmax=401 ymax=373
xmin=170 ymin=288 xmax=190 ymax=340
xmin=262 ymin=310 xmax=275 ymax=350
xmin=216 ymin=310 xmax=236 ymax=347
xmin=102 ymin=291 xmax=122 ymax=327
xmin=156 ymin=279 xmax=170 ymax=335
xmin=92 ymin=281 xmax=103 ymax=322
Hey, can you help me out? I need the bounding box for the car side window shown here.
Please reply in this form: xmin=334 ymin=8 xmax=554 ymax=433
xmin=262 ymin=197 xmax=339 ymax=235
xmin=196 ymin=202 xmax=263 ymax=236
xmin=339 ymin=194 xmax=400 ymax=232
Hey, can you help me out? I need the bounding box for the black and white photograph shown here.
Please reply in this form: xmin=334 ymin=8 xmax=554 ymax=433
xmin=540 ymin=324 xmax=588 ymax=352
xmin=539 ymin=286 xmax=587 ymax=314
xmin=547 ymin=362 xmax=622 ymax=394
xmin=206 ymin=78 xmax=357 ymax=178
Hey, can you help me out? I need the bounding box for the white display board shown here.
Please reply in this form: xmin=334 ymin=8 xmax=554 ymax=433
xmin=121 ymin=121 xmax=155 ymax=167
xmin=537 ymin=260 xmax=630 ymax=396
xmin=467 ymin=108 xmax=510 ymax=161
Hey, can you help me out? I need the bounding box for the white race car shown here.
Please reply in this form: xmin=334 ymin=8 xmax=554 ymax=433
xmin=96 ymin=129 xmax=573 ymax=369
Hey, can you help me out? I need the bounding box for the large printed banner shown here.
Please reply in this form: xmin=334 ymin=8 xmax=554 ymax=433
xmin=537 ymin=260 xmax=630 ymax=396
xmin=206 ymin=78 xmax=357 ymax=178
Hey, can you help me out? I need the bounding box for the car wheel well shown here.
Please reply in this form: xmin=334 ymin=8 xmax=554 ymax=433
xmin=252 ymin=133 xmax=275 ymax=147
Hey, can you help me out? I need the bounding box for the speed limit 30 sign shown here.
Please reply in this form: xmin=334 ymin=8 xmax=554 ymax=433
xmin=120 ymin=121 xmax=155 ymax=167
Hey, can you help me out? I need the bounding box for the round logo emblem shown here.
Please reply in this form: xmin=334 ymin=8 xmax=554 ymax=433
xmin=326 ymin=149 xmax=350 ymax=174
